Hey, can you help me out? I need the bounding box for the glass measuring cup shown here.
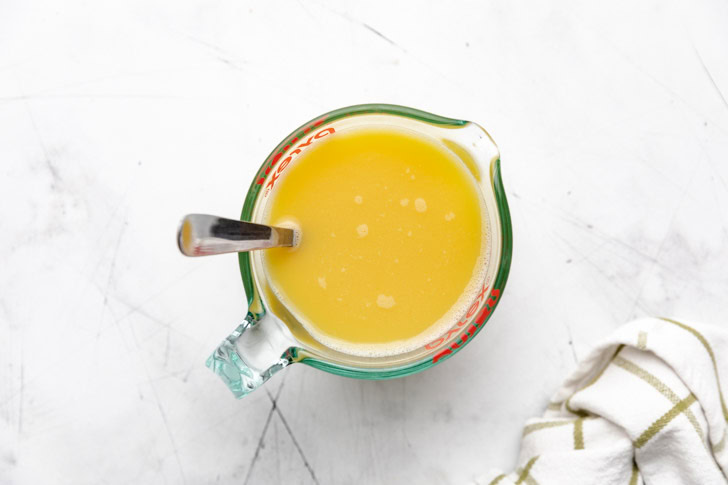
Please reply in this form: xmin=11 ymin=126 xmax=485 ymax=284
xmin=206 ymin=104 xmax=512 ymax=398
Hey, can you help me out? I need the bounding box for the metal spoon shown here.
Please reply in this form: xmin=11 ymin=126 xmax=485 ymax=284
xmin=177 ymin=214 xmax=296 ymax=256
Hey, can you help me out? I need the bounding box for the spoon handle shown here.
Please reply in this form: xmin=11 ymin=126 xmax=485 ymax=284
xmin=178 ymin=214 xmax=295 ymax=256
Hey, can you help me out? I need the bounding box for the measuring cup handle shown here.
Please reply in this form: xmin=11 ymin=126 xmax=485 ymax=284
xmin=206 ymin=313 xmax=296 ymax=398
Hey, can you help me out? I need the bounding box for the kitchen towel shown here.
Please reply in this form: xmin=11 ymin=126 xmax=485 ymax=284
xmin=476 ymin=317 xmax=728 ymax=485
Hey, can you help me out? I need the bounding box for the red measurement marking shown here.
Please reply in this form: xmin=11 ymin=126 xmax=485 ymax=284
xmin=262 ymin=127 xmax=335 ymax=195
xmin=256 ymin=116 xmax=329 ymax=188
xmin=431 ymin=288 xmax=501 ymax=364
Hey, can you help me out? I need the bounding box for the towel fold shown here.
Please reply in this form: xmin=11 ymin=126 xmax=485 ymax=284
xmin=476 ymin=317 xmax=728 ymax=485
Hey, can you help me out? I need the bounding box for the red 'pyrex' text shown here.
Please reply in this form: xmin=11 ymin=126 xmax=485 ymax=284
xmin=257 ymin=122 xmax=335 ymax=196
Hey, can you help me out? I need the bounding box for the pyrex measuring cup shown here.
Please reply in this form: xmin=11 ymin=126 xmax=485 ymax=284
xmin=206 ymin=104 xmax=512 ymax=398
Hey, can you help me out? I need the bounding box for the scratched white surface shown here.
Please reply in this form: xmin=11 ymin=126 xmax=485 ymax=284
xmin=2 ymin=0 xmax=728 ymax=483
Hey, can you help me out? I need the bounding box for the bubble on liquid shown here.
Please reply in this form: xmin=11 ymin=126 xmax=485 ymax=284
xmin=410 ymin=175 xmax=416 ymax=180
xmin=331 ymin=232 xmax=336 ymax=238
xmin=377 ymin=294 xmax=396 ymax=309
xmin=400 ymin=198 xmax=409 ymax=207
xmin=354 ymin=195 xmax=363 ymax=204
xmin=407 ymin=231 xmax=412 ymax=237
xmin=445 ymin=212 xmax=455 ymax=221
xmin=356 ymin=224 xmax=369 ymax=238
xmin=415 ymin=198 xmax=427 ymax=212
xmin=317 ymin=276 xmax=327 ymax=289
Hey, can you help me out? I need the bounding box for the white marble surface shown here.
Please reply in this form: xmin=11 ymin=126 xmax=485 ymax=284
xmin=2 ymin=0 xmax=728 ymax=483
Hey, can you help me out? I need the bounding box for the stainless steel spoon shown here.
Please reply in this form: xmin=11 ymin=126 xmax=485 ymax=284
xmin=177 ymin=214 xmax=296 ymax=256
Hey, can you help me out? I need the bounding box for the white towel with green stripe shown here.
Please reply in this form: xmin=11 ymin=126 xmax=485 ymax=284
xmin=476 ymin=317 xmax=728 ymax=485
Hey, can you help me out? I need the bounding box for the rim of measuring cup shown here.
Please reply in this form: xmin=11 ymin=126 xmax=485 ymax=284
xmin=238 ymin=103 xmax=513 ymax=379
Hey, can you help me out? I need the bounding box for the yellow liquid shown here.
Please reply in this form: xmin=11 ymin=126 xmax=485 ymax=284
xmin=263 ymin=127 xmax=486 ymax=356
